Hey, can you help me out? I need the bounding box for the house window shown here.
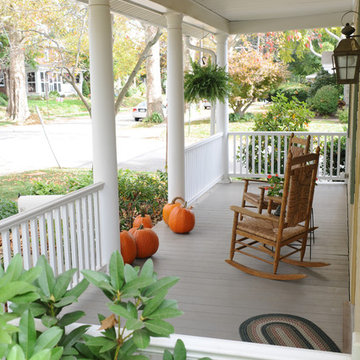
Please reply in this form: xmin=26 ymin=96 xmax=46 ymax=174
xmin=40 ymin=72 xmax=46 ymax=93
xmin=0 ymin=72 xmax=5 ymax=87
xmin=27 ymin=72 xmax=36 ymax=93
xmin=75 ymin=74 xmax=80 ymax=84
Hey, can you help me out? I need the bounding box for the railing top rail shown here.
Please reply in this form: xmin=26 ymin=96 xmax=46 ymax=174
xmin=0 ymin=182 xmax=104 ymax=230
xmin=228 ymin=131 xmax=347 ymax=136
xmin=185 ymin=132 xmax=223 ymax=152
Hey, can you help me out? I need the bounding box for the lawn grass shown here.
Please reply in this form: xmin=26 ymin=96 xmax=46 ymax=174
xmin=0 ymin=168 xmax=90 ymax=201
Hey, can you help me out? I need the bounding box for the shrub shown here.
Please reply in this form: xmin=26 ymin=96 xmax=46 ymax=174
xmin=337 ymin=108 xmax=349 ymax=124
xmin=229 ymin=112 xmax=255 ymax=122
xmin=229 ymin=112 xmax=242 ymax=122
xmin=239 ymin=94 xmax=314 ymax=174
xmin=144 ymin=112 xmax=164 ymax=124
xmin=0 ymin=92 xmax=8 ymax=101
xmin=82 ymin=79 xmax=90 ymax=97
xmin=308 ymin=69 xmax=343 ymax=98
xmin=0 ymin=198 xmax=18 ymax=220
xmin=312 ymin=85 xmax=340 ymax=115
xmin=321 ymin=136 xmax=347 ymax=176
xmin=49 ymin=90 xmax=61 ymax=98
xmin=269 ymin=83 xmax=309 ymax=102
xmin=0 ymin=92 xmax=8 ymax=106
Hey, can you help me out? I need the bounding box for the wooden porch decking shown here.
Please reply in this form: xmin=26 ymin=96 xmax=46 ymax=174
xmin=70 ymin=182 xmax=349 ymax=351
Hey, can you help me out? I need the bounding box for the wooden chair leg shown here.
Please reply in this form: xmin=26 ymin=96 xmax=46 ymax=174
xmin=229 ymin=212 xmax=239 ymax=260
xmin=273 ymin=243 xmax=281 ymax=274
xmin=300 ymin=234 xmax=308 ymax=261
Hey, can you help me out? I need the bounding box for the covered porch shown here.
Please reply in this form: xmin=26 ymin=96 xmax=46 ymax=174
xmin=66 ymin=181 xmax=349 ymax=351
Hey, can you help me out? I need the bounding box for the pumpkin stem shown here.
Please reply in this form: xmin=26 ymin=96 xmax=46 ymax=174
xmin=171 ymin=196 xmax=185 ymax=204
xmin=138 ymin=224 xmax=144 ymax=230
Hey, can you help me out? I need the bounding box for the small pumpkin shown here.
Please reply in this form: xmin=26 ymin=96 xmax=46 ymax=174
xmin=133 ymin=214 xmax=153 ymax=228
xmin=162 ymin=197 xmax=185 ymax=225
xmin=120 ymin=231 xmax=137 ymax=264
xmin=168 ymin=202 xmax=195 ymax=234
xmin=131 ymin=224 xmax=159 ymax=258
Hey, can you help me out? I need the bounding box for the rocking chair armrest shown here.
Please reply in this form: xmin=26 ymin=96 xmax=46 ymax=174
xmin=242 ymin=178 xmax=268 ymax=184
xmin=265 ymin=195 xmax=283 ymax=204
xmin=230 ymin=205 xmax=280 ymax=223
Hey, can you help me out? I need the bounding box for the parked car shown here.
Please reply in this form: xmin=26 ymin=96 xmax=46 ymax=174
xmin=132 ymin=101 xmax=147 ymax=121
xmin=132 ymin=102 xmax=167 ymax=121
xmin=202 ymin=100 xmax=211 ymax=110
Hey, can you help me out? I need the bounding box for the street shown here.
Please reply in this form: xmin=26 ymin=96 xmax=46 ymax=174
xmin=0 ymin=112 xmax=167 ymax=175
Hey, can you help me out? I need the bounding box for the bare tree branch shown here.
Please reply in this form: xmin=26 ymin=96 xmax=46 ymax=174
xmin=309 ymin=40 xmax=321 ymax=58
xmin=114 ymin=27 xmax=162 ymax=114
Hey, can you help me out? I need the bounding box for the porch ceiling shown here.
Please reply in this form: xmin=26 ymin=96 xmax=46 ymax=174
xmin=80 ymin=0 xmax=355 ymax=37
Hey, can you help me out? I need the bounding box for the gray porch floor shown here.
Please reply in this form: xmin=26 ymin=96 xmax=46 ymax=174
xmin=70 ymin=182 xmax=349 ymax=351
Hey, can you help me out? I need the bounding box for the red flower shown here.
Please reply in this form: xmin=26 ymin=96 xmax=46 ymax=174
xmin=275 ymin=174 xmax=279 ymax=177
xmin=267 ymin=175 xmax=272 ymax=179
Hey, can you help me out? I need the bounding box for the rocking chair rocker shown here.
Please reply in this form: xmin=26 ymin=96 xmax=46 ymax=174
xmin=226 ymin=147 xmax=328 ymax=280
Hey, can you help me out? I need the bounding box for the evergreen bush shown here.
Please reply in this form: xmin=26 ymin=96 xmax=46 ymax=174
xmin=82 ymin=80 xmax=90 ymax=97
xmin=269 ymin=83 xmax=309 ymax=102
xmin=337 ymin=108 xmax=349 ymax=124
xmin=312 ymin=85 xmax=339 ymax=115
xmin=0 ymin=198 xmax=18 ymax=220
xmin=143 ymin=112 xmax=163 ymax=124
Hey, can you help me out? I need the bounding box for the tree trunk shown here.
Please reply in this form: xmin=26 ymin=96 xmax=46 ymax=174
xmin=7 ymin=29 xmax=30 ymax=124
xmin=145 ymin=25 xmax=163 ymax=118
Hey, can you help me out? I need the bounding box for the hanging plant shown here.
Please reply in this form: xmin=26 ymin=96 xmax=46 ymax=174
xmin=184 ymin=59 xmax=231 ymax=104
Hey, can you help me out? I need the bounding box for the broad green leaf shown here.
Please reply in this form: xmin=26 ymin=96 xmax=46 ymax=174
xmin=173 ymin=339 xmax=186 ymax=360
xmin=34 ymin=327 xmax=63 ymax=353
xmin=58 ymin=311 xmax=85 ymax=327
xmin=126 ymin=318 xmax=143 ymax=331
xmin=61 ymin=324 xmax=89 ymax=348
xmin=0 ymin=344 xmax=8 ymax=358
xmin=124 ymin=264 xmax=137 ymax=283
xmin=198 ymin=358 xmax=212 ymax=360
xmin=11 ymin=303 xmax=47 ymax=318
xmin=19 ymin=266 xmax=42 ymax=284
xmin=84 ymin=336 xmax=116 ymax=353
xmin=29 ymin=349 xmax=51 ymax=360
xmin=144 ymin=319 xmax=174 ymax=336
xmin=108 ymin=303 xmax=135 ymax=320
xmin=147 ymin=307 xmax=183 ymax=320
xmin=132 ymin=329 xmax=150 ymax=349
xmin=6 ymin=254 xmax=23 ymax=281
xmin=127 ymin=302 xmax=138 ymax=319
xmin=41 ymin=315 xmax=58 ymax=328
xmin=11 ymin=292 xmax=40 ymax=304
xmin=19 ymin=310 xmax=36 ymax=358
xmin=142 ymin=290 xmax=167 ymax=317
xmin=163 ymin=349 xmax=174 ymax=360
xmin=36 ymin=256 xmax=56 ymax=298
xmin=66 ymin=279 xmax=89 ymax=299
xmin=81 ymin=270 xmax=110 ymax=287
xmin=53 ymin=295 xmax=77 ymax=308
xmin=0 ymin=281 xmax=37 ymax=303
xmin=120 ymin=338 xmax=137 ymax=356
xmin=109 ymin=251 xmax=124 ymax=291
xmin=143 ymin=277 xmax=179 ymax=297
xmin=122 ymin=277 xmax=154 ymax=294
xmin=73 ymin=342 xmax=95 ymax=358
xmin=53 ymin=269 xmax=77 ymax=300
xmin=0 ymin=264 xmax=4 ymax=277
xmin=7 ymin=344 xmax=25 ymax=360
xmin=127 ymin=356 xmax=149 ymax=360
xmin=0 ymin=329 xmax=13 ymax=344
xmin=140 ymin=259 xmax=154 ymax=278
xmin=50 ymin=347 xmax=64 ymax=360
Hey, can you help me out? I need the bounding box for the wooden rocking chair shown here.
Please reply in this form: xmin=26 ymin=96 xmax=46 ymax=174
xmin=226 ymin=147 xmax=328 ymax=280
xmin=241 ymin=133 xmax=311 ymax=214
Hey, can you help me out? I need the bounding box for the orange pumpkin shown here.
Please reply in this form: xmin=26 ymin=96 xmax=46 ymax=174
xmin=162 ymin=197 xmax=185 ymax=225
xmin=168 ymin=203 xmax=195 ymax=234
xmin=133 ymin=214 xmax=153 ymax=228
xmin=120 ymin=231 xmax=137 ymax=264
xmin=131 ymin=224 xmax=159 ymax=258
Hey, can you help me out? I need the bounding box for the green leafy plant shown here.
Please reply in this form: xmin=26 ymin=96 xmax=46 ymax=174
xmin=307 ymin=69 xmax=343 ymax=98
xmin=268 ymin=83 xmax=309 ymax=102
xmin=311 ymin=85 xmax=340 ymax=115
xmin=163 ymin=339 xmax=210 ymax=360
xmin=144 ymin=112 xmax=164 ymax=124
xmin=184 ymin=60 xmax=231 ymax=104
xmin=0 ymin=198 xmax=18 ymax=220
xmin=265 ymin=174 xmax=284 ymax=197
xmin=337 ymin=108 xmax=349 ymax=124
xmin=82 ymin=80 xmax=90 ymax=97
xmin=238 ymin=94 xmax=314 ymax=174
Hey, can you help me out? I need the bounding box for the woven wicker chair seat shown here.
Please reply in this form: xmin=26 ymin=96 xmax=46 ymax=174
xmin=237 ymin=216 xmax=306 ymax=242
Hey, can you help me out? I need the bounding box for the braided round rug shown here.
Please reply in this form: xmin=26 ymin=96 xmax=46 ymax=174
xmin=239 ymin=314 xmax=341 ymax=352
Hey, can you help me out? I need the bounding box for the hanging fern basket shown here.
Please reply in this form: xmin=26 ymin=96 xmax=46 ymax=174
xmin=184 ymin=60 xmax=231 ymax=104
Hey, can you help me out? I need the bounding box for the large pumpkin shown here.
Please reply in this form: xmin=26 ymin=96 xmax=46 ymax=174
xmin=168 ymin=203 xmax=195 ymax=234
xmin=133 ymin=214 xmax=153 ymax=228
xmin=120 ymin=231 xmax=137 ymax=264
xmin=130 ymin=225 xmax=159 ymax=258
xmin=162 ymin=197 xmax=185 ymax=225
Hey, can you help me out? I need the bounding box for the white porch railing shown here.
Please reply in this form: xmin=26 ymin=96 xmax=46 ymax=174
xmin=0 ymin=182 xmax=104 ymax=285
xmin=228 ymin=131 xmax=348 ymax=181
xmin=185 ymin=133 xmax=223 ymax=203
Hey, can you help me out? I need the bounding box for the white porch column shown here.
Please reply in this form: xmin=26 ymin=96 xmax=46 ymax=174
xmin=166 ymin=13 xmax=185 ymax=201
xmin=215 ymin=32 xmax=229 ymax=181
xmin=89 ymin=0 xmax=120 ymax=264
